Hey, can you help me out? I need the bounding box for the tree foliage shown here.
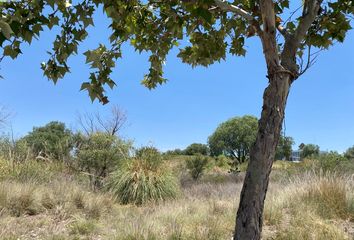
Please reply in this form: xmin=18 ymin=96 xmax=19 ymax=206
xmin=24 ymin=121 xmax=73 ymax=161
xmin=300 ymin=143 xmax=320 ymax=159
xmin=1 ymin=0 xmax=354 ymax=238
xmin=208 ymin=115 xmax=258 ymax=164
xmin=184 ymin=143 xmax=209 ymax=156
xmin=1 ymin=0 xmax=352 ymax=103
xmin=344 ymin=146 xmax=354 ymax=160
xmin=275 ymin=135 xmax=294 ymax=160
xmin=75 ymin=132 xmax=131 ymax=189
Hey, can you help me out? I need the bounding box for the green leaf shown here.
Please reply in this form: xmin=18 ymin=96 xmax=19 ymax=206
xmin=0 ymin=21 xmax=13 ymax=40
xmin=3 ymin=45 xmax=21 ymax=59
xmin=80 ymin=82 xmax=91 ymax=91
xmin=193 ymin=7 xmax=213 ymax=24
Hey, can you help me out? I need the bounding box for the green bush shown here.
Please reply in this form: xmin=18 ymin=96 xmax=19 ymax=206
xmin=344 ymin=145 xmax=354 ymax=160
xmin=106 ymin=147 xmax=179 ymax=205
xmin=301 ymin=152 xmax=353 ymax=173
xmin=317 ymin=152 xmax=347 ymax=172
xmin=186 ymin=155 xmax=209 ymax=180
xmin=214 ymin=155 xmax=229 ymax=168
xmin=75 ymin=132 xmax=131 ymax=190
xmin=135 ymin=146 xmax=162 ymax=169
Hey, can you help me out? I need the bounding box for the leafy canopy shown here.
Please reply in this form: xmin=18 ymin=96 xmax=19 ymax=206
xmin=184 ymin=143 xmax=209 ymax=156
xmin=1 ymin=0 xmax=353 ymax=103
xmin=208 ymin=115 xmax=258 ymax=163
xmin=24 ymin=121 xmax=73 ymax=161
xmin=300 ymin=143 xmax=320 ymax=159
xmin=344 ymin=145 xmax=354 ymax=160
xmin=75 ymin=132 xmax=131 ymax=189
xmin=275 ymin=135 xmax=294 ymax=160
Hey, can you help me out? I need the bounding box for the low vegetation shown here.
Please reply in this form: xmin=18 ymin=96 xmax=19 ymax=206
xmin=186 ymin=155 xmax=210 ymax=180
xmin=0 ymin=154 xmax=353 ymax=239
xmin=106 ymin=147 xmax=180 ymax=205
xmin=0 ymin=117 xmax=354 ymax=239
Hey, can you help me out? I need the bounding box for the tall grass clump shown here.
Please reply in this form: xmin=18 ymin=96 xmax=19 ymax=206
xmin=106 ymin=146 xmax=180 ymax=205
xmin=301 ymin=175 xmax=352 ymax=219
xmin=274 ymin=210 xmax=347 ymax=240
xmin=186 ymin=155 xmax=209 ymax=180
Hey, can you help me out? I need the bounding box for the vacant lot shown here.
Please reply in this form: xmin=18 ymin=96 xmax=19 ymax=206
xmin=0 ymin=157 xmax=353 ymax=240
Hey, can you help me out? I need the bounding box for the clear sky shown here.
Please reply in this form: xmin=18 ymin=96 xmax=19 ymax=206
xmin=0 ymin=10 xmax=353 ymax=153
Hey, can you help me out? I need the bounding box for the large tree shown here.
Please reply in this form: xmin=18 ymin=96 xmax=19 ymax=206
xmin=1 ymin=0 xmax=353 ymax=238
xmin=208 ymin=115 xmax=258 ymax=164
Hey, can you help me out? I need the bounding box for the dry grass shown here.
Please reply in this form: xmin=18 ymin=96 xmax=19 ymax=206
xmin=0 ymin=158 xmax=354 ymax=239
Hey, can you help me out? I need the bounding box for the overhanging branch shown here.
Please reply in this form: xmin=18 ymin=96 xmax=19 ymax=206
xmin=281 ymin=0 xmax=322 ymax=75
xmin=293 ymin=0 xmax=321 ymax=44
xmin=214 ymin=0 xmax=254 ymax=21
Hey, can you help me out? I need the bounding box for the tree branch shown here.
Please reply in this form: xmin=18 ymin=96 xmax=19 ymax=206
xmin=258 ymin=0 xmax=281 ymax=71
xmin=277 ymin=24 xmax=288 ymax=37
xmin=293 ymin=0 xmax=321 ymax=44
xmin=281 ymin=0 xmax=322 ymax=75
xmin=214 ymin=0 xmax=253 ymax=21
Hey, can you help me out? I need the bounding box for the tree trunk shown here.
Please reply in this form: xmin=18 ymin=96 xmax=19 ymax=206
xmin=234 ymin=71 xmax=292 ymax=240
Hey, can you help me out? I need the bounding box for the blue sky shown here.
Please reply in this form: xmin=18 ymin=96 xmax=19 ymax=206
xmin=0 ymin=10 xmax=353 ymax=153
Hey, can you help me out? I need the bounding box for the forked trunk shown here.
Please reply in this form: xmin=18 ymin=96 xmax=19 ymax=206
xmin=234 ymin=72 xmax=292 ymax=240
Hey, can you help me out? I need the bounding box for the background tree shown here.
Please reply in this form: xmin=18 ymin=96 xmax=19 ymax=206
xmin=164 ymin=148 xmax=185 ymax=156
xmin=77 ymin=105 xmax=127 ymax=136
xmin=301 ymin=143 xmax=320 ymax=159
xmin=24 ymin=121 xmax=73 ymax=162
xmin=208 ymin=115 xmax=258 ymax=165
xmin=1 ymin=0 xmax=354 ymax=238
xmin=275 ymin=135 xmax=295 ymax=160
xmin=184 ymin=143 xmax=209 ymax=156
xmin=344 ymin=146 xmax=354 ymax=160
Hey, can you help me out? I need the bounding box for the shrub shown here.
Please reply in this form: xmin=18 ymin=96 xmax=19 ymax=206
xmin=106 ymin=147 xmax=179 ymax=205
xmin=76 ymin=132 xmax=131 ymax=190
xmin=301 ymin=152 xmax=353 ymax=173
xmin=344 ymin=145 xmax=354 ymax=160
xmin=316 ymin=151 xmax=348 ymax=173
xmin=186 ymin=155 xmax=209 ymax=180
xmin=135 ymin=146 xmax=162 ymax=169
xmin=214 ymin=155 xmax=229 ymax=168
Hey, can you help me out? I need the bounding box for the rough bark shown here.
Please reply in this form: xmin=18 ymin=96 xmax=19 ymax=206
xmin=229 ymin=0 xmax=322 ymax=237
xmin=234 ymin=71 xmax=292 ymax=240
